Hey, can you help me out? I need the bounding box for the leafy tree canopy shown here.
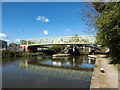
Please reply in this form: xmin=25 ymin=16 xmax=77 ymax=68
xmin=81 ymin=2 xmax=120 ymax=62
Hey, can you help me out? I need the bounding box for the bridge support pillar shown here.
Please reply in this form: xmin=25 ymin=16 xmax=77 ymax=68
xmin=85 ymin=45 xmax=86 ymax=54
xmin=23 ymin=46 xmax=28 ymax=52
xmin=25 ymin=46 xmax=28 ymax=52
xmin=89 ymin=47 xmax=91 ymax=54
xmin=72 ymin=45 xmax=79 ymax=55
xmin=73 ymin=45 xmax=75 ymax=54
xmin=83 ymin=45 xmax=85 ymax=53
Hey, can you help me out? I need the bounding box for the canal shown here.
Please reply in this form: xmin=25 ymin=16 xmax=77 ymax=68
xmin=2 ymin=55 xmax=95 ymax=88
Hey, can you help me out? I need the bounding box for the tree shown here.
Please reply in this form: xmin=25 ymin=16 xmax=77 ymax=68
xmin=95 ymin=2 xmax=120 ymax=58
xmin=81 ymin=2 xmax=120 ymax=63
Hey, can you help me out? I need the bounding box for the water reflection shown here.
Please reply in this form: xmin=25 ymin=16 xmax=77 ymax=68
xmin=3 ymin=55 xmax=95 ymax=88
xmin=53 ymin=61 xmax=61 ymax=67
xmin=20 ymin=55 xmax=95 ymax=81
xmin=21 ymin=55 xmax=95 ymax=70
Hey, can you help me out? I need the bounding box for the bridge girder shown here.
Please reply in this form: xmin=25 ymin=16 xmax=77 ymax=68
xmin=20 ymin=35 xmax=96 ymax=47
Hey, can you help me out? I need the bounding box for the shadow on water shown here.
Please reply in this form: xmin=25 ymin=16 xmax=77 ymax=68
xmin=2 ymin=55 xmax=95 ymax=88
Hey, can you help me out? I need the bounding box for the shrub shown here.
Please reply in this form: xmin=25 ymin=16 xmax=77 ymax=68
xmin=2 ymin=50 xmax=45 ymax=58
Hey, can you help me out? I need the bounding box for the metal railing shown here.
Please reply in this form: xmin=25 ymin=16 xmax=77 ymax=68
xmin=20 ymin=35 xmax=96 ymax=46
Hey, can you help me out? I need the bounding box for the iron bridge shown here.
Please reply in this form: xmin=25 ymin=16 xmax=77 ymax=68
xmin=20 ymin=35 xmax=96 ymax=47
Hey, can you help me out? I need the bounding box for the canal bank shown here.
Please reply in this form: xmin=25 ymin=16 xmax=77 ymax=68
xmin=90 ymin=54 xmax=118 ymax=89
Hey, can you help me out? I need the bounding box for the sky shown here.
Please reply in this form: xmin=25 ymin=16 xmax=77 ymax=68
xmin=1 ymin=2 xmax=95 ymax=44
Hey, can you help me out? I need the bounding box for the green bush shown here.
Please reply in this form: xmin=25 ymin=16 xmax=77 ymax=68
xmin=2 ymin=50 xmax=44 ymax=58
xmin=47 ymin=45 xmax=66 ymax=54
xmin=2 ymin=50 xmax=24 ymax=58
xmin=24 ymin=52 xmax=45 ymax=57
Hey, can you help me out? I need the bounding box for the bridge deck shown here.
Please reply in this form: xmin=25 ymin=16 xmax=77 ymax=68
xmin=20 ymin=35 xmax=96 ymax=46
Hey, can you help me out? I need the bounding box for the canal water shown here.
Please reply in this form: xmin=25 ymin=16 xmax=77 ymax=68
xmin=2 ymin=55 xmax=95 ymax=88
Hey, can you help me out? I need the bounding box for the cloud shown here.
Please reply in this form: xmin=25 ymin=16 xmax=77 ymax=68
xmin=2 ymin=39 xmax=20 ymax=43
xmin=43 ymin=18 xmax=49 ymax=22
xmin=43 ymin=30 xmax=48 ymax=35
xmin=15 ymin=39 xmax=20 ymax=42
xmin=4 ymin=39 xmax=10 ymax=42
xmin=67 ymin=29 xmax=71 ymax=32
xmin=0 ymin=33 xmax=7 ymax=38
xmin=37 ymin=16 xmax=49 ymax=22
xmin=28 ymin=38 xmax=32 ymax=40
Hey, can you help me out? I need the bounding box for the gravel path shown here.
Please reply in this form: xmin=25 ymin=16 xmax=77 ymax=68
xmin=99 ymin=57 xmax=118 ymax=88
xmin=90 ymin=55 xmax=118 ymax=89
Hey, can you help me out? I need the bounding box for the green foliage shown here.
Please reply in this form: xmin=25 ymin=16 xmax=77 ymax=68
xmin=25 ymin=52 xmax=45 ymax=57
xmin=2 ymin=50 xmax=24 ymax=58
xmin=2 ymin=50 xmax=45 ymax=58
xmin=47 ymin=45 xmax=66 ymax=54
xmin=108 ymin=55 xmax=120 ymax=64
xmin=118 ymin=65 xmax=120 ymax=71
xmin=81 ymin=2 xmax=120 ymax=63
xmin=94 ymin=2 xmax=120 ymax=58
xmin=81 ymin=2 xmax=120 ymax=62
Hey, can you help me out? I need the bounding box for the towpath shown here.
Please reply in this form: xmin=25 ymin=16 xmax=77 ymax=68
xmin=90 ymin=55 xmax=118 ymax=89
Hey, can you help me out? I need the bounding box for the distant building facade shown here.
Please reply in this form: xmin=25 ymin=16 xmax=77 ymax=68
xmin=0 ymin=40 xmax=7 ymax=50
xmin=18 ymin=45 xmax=23 ymax=51
xmin=9 ymin=43 xmax=18 ymax=50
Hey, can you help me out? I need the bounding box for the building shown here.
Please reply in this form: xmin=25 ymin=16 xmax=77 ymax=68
xmin=0 ymin=40 xmax=7 ymax=50
xmin=18 ymin=45 xmax=23 ymax=51
xmin=9 ymin=43 xmax=18 ymax=50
